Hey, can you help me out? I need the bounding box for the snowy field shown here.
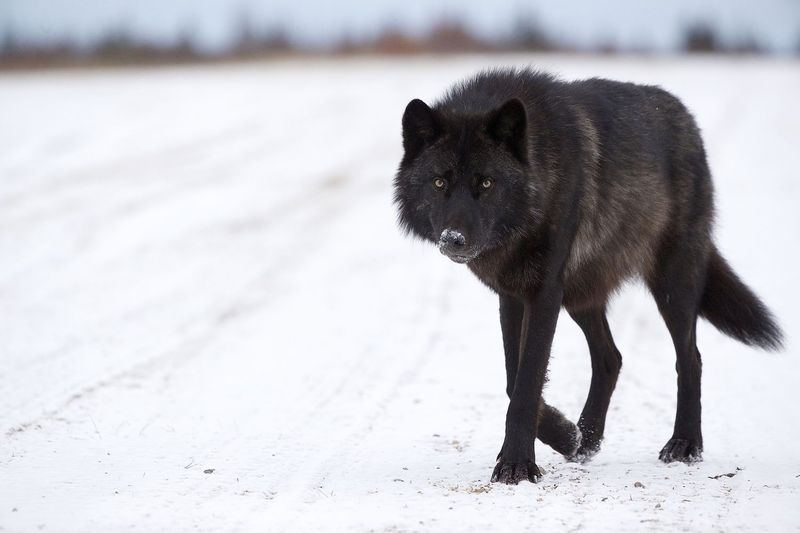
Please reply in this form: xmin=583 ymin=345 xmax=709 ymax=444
xmin=1 ymin=55 xmax=798 ymax=532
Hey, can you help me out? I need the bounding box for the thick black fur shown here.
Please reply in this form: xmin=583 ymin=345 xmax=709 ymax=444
xmin=393 ymin=68 xmax=784 ymax=484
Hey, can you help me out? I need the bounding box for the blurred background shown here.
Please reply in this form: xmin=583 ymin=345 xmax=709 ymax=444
xmin=1 ymin=0 xmax=799 ymax=67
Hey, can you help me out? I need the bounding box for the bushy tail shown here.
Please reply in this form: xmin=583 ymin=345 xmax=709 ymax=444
xmin=699 ymin=247 xmax=784 ymax=350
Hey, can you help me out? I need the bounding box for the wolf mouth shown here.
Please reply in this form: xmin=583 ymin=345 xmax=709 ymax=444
xmin=439 ymin=249 xmax=477 ymax=264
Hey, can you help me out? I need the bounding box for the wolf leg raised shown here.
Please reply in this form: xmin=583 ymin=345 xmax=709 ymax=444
xmin=567 ymin=306 xmax=622 ymax=460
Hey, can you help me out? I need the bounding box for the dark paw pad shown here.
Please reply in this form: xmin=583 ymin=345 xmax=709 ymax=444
xmin=491 ymin=459 xmax=543 ymax=484
xmin=659 ymin=437 xmax=703 ymax=463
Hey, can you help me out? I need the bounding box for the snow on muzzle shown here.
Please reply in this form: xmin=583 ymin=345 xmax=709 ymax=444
xmin=438 ymin=229 xmax=476 ymax=264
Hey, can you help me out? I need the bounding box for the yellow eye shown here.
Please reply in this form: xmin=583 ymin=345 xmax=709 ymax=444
xmin=481 ymin=178 xmax=493 ymax=189
xmin=433 ymin=178 xmax=446 ymax=189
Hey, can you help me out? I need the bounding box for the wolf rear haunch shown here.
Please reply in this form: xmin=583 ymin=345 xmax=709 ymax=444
xmin=393 ymin=68 xmax=783 ymax=485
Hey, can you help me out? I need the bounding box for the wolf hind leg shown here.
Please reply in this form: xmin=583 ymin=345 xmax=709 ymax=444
xmin=648 ymin=243 xmax=707 ymax=463
xmin=567 ymin=305 xmax=622 ymax=461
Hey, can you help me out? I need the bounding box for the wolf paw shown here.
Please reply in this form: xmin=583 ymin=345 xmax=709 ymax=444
xmin=491 ymin=457 xmax=543 ymax=484
xmin=568 ymin=443 xmax=600 ymax=464
xmin=659 ymin=437 xmax=703 ymax=463
xmin=566 ymin=427 xmax=603 ymax=463
xmin=553 ymin=423 xmax=582 ymax=458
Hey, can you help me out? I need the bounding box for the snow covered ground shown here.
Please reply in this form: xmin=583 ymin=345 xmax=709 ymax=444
xmin=1 ymin=55 xmax=798 ymax=532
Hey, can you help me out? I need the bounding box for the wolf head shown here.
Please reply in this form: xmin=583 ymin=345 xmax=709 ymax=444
xmin=393 ymin=98 xmax=537 ymax=264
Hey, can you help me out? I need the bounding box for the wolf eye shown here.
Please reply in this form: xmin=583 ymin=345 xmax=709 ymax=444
xmin=481 ymin=178 xmax=493 ymax=190
xmin=433 ymin=178 xmax=446 ymax=190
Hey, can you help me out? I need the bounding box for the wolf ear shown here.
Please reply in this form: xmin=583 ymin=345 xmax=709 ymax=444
xmin=486 ymin=98 xmax=528 ymax=162
xmin=402 ymin=99 xmax=440 ymax=159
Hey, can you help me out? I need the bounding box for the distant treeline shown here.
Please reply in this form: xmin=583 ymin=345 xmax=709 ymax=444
xmin=0 ymin=18 xmax=789 ymax=69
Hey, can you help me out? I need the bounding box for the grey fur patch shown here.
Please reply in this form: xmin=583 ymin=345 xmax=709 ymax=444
xmin=564 ymin=103 xmax=671 ymax=291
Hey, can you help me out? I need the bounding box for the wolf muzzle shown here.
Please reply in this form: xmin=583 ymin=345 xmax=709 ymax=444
xmin=438 ymin=229 xmax=474 ymax=263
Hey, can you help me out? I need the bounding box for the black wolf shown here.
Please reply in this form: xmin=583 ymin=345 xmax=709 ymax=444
xmin=393 ymin=68 xmax=783 ymax=484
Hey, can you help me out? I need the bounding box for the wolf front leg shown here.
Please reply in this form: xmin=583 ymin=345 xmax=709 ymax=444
xmin=500 ymin=294 xmax=580 ymax=457
xmin=492 ymin=286 xmax=563 ymax=484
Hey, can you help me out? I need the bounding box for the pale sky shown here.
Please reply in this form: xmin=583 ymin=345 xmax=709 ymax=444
xmin=1 ymin=0 xmax=798 ymax=53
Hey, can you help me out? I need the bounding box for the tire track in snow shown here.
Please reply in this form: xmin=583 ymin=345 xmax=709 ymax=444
xmin=1 ymin=165 xmax=364 ymax=436
xmin=258 ymin=273 xmax=456 ymax=524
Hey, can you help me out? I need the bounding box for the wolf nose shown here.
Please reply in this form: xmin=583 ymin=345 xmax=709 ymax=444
xmin=439 ymin=229 xmax=466 ymax=249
